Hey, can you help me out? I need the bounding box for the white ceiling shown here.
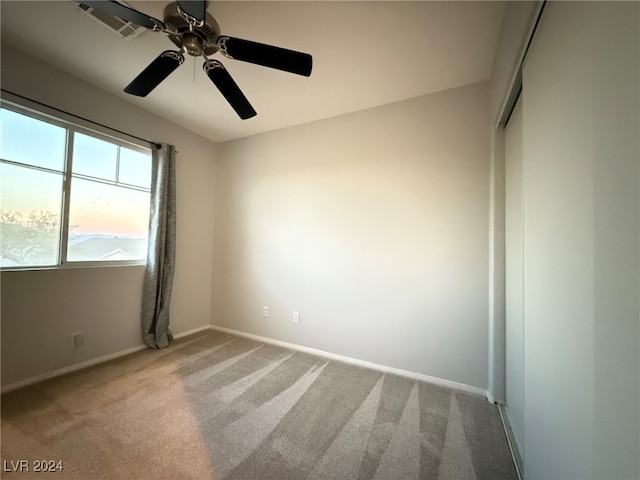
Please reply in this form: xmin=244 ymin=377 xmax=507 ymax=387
xmin=1 ymin=1 xmax=506 ymax=143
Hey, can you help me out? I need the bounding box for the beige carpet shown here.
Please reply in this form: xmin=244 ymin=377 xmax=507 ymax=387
xmin=1 ymin=330 xmax=517 ymax=480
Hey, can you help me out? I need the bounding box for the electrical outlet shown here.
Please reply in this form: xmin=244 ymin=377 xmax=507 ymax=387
xmin=293 ymin=312 xmax=300 ymax=323
xmin=263 ymin=306 xmax=269 ymax=318
xmin=72 ymin=332 xmax=84 ymax=348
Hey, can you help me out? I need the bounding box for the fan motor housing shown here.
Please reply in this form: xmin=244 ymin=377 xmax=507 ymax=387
xmin=163 ymin=2 xmax=220 ymax=56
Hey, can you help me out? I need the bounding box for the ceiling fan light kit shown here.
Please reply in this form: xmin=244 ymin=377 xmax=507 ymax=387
xmin=79 ymin=0 xmax=313 ymax=120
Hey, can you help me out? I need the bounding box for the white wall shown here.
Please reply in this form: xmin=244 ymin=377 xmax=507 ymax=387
xmin=1 ymin=44 xmax=218 ymax=387
xmin=212 ymin=83 xmax=491 ymax=390
xmin=521 ymin=2 xmax=639 ymax=479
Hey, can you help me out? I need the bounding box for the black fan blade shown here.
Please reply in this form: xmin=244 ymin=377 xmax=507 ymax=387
xmin=177 ymin=0 xmax=207 ymax=22
xmin=125 ymin=51 xmax=184 ymax=97
xmin=219 ymin=36 xmax=313 ymax=77
xmin=204 ymin=61 xmax=256 ymax=120
xmin=79 ymin=1 xmax=165 ymax=30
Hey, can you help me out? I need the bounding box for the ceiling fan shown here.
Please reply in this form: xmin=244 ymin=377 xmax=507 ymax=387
xmin=79 ymin=0 xmax=313 ymax=119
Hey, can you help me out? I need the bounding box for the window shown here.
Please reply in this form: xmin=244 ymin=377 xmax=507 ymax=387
xmin=0 ymin=103 xmax=152 ymax=269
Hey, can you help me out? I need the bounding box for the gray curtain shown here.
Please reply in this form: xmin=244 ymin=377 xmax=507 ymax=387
xmin=141 ymin=144 xmax=176 ymax=349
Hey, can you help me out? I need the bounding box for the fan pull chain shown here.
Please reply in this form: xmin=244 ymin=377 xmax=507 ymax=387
xmin=193 ymin=56 xmax=196 ymax=82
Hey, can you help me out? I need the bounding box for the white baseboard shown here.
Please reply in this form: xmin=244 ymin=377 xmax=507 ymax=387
xmin=2 ymin=324 xmax=488 ymax=399
xmin=173 ymin=325 xmax=211 ymax=339
xmin=1 ymin=344 xmax=147 ymax=394
xmin=1 ymin=325 xmax=212 ymax=394
xmin=210 ymin=325 xmax=488 ymax=398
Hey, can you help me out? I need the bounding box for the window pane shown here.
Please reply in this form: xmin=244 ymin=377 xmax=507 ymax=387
xmin=0 ymin=108 xmax=66 ymax=171
xmin=72 ymin=132 xmax=117 ymax=181
xmin=119 ymin=147 xmax=151 ymax=188
xmin=67 ymin=178 xmax=150 ymax=262
xmin=0 ymin=163 xmax=62 ymax=267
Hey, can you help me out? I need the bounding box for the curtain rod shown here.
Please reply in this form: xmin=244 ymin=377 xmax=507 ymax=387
xmin=1 ymin=88 xmax=162 ymax=149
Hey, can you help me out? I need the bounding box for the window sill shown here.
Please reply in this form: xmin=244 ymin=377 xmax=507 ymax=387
xmin=0 ymin=261 xmax=146 ymax=273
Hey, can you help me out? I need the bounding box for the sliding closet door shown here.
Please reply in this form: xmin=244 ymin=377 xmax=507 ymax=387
xmin=522 ymin=2 xmax=639 ymax=479
xmin=504 ymin=97 xmax=524 ymax=469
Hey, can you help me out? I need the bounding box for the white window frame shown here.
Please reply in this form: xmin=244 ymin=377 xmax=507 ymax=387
xmin=0 ymin=99 xmax=152 ymax=271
